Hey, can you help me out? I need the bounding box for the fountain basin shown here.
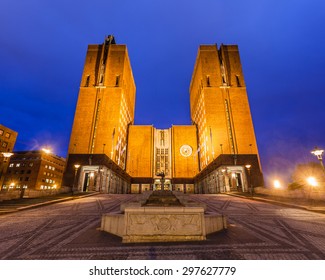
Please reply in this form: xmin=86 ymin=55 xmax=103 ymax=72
xmin=101 ymin=205 xmax=227 ymax=243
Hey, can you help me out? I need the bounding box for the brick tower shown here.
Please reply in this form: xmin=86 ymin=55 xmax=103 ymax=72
xmin=63 ymin=36 xmax=135 ymax=192
xmin=190 ymin=45 xmax=263 ymax=192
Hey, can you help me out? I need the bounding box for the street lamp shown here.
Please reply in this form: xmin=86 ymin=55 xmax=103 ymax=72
xmin=72 ymin=164 xmax=80 ymax=195
xmin=245 ymin=164 xmax=252 ymax=195
xmin=311 ymin=147 xmax=325 ymax=173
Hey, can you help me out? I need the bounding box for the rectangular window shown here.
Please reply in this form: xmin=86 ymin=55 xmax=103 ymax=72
xmin=25 ymin=177 xmax=29 ymax=181
xmin=2 ymin=142 xmax=7 ymax=148
xmin=0 ymin=129 xmax=3 ymax=135
xmin=5 ymin=132 xmax=11 ymax=138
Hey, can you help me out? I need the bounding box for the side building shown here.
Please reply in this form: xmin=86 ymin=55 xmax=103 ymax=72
xmin=2 ymin=150 xmax=65 ymax=192
xmin=0 ymin=124 xmax=18 ymax=188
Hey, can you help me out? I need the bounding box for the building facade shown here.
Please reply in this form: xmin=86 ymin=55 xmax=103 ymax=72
xmin=0 ymin=124 xmax=18 ymax=188
xmin=2 ymin=150 xmax=66 ymax=192
xmin=63 ymin=36 xmax=263 ymax=194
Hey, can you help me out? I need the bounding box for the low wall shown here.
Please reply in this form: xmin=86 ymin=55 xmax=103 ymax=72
xmin=0 ymin=187 xmax=71 ymax=201
xmin=0 ymin=190 xmax=21 ymax=201
xmin=255 ymin=187 xmax=325 ymax=200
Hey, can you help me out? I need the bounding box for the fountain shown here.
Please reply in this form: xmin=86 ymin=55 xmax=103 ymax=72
xmin=100 ymin=174 xmax=227 ymax=242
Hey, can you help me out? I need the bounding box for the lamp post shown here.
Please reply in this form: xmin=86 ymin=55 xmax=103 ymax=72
xmin=72 ymin=164 xmax=80 ymax=195
xmin=311 ymin=147 xmax=325 ymax=174
xmin=245 ymin=164 xmax=252 ymax=195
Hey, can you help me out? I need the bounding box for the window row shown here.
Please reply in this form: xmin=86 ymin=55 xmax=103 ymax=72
xmin=0 ymin=130 xmax=11 ymax=138
xmin=43 ymin=172 xmax=57 ymax=178
xmin=9 ymin=163 xmax=34 ymax=168
xmin=42 ymin=178 xmax=56 ymax=184
xmin=40 ymin=185 xmax=57 ymax=190
xmin=8 ymin=170 xmax=32 ymax=174
xmin=44 ymin=165 xmax=55 ymax=171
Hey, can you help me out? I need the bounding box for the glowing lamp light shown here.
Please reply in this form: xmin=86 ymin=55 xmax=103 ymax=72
xmin=74 ymin=164 xmax=80 ymax=169
xmin=42 ymin=148 xmax=51 ymax=154
xmin=245 ymin=164 xmax=251 ymax=170
xmin=2 ymin=152 xmax=14 ymax=158
xmin=273 ymin=180 xmax=281 ymax=189
xmin=2 ymin=152 xmax=14 ymax=162
xmin=307 ymin=176 xmax=317 ymax=187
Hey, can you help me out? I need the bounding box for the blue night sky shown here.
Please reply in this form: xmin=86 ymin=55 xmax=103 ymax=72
xmin=1 ymin=0 xmax=325 ymax=185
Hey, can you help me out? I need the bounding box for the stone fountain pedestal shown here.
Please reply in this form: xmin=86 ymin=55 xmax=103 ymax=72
xmin=100 ymin=191 xmax=227 ymax=243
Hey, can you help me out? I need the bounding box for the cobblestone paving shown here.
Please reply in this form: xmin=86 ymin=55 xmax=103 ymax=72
xmin=0 ymin=194 xmax=324 ymax=260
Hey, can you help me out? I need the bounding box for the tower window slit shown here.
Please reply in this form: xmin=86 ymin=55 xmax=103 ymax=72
xmin=115 ymin=75 xmax=120 ymax=87
xmin=206 ymin=76 xmax=210 ymax=87
xmin=236 ymin=75 xmax=241 ymax=87
xmin=85 ymin=75 xmax=90 ymax=87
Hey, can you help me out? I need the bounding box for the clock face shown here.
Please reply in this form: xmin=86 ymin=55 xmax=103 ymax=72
xmin=180 ymin=145 xmax=193 ymax=157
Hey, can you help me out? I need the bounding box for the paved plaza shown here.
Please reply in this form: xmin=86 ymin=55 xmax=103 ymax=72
xmin=0 ymin=194 xmax=324 ymax=260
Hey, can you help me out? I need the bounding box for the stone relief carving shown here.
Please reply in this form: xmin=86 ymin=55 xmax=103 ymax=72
xmin=128 ymin=214 xmax=202 ymax=235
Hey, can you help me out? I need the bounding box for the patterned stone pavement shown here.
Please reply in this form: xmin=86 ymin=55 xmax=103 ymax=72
xmin=0 ymin=194 xmax=324 ymax=260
